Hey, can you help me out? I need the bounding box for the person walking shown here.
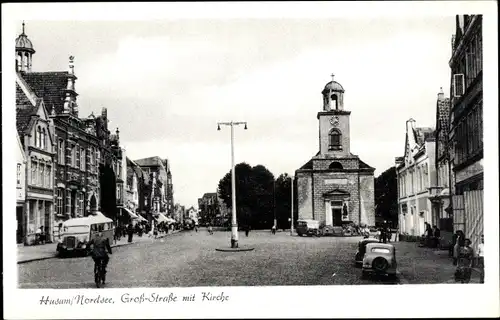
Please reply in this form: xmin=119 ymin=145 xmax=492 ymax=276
xmin=477 ymin=234 xmax=484 ymax=283
xmin=245 ymin=225 xmax=250 ymax=237
xmin=208 ymin=224 xmax=213 ymax=235
xmin=455 ymin=238 xmax=474 ymax=283
xmin=432 ymin=225 xmax=441 ymax=248
xmin=271 ymin=225 xmax=276 ymax=235
xmin=127 ymin=222 xmax=134 ymax=243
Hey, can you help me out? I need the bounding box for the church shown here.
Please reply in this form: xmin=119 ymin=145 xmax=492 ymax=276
xmin=295 ymin=76 xmax=375 ymax=228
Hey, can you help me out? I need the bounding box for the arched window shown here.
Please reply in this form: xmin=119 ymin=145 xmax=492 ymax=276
xmin=331 ymin=94 xmax=338 ymax=110
xmin=41 ymin=128 xmax=46 ymax=149
xmin=329 ymin=128 xmax=342 ymax=150
xmin=329 ymin=162 xmax=343 ymax=170
xmin=34 ymin=127 xmax=39 ymax=148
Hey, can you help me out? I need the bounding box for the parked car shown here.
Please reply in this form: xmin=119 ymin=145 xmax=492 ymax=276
xmin=361 ymin=242 xmax=397 ymax=279
xmin=355 ymin=238 xmax=380 ymax=266
xmin=296 ymin=219 xmax=320 ymax=237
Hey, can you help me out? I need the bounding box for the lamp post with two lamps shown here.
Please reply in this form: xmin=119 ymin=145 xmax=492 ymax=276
xmin=217 ymin=121 xmax=247 ymax=248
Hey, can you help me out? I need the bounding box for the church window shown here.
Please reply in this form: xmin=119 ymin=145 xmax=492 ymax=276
xmin=329 ymin=162 xmax=343 ymax=170
xmin=329 ymin=129 xmax=342 ymax=150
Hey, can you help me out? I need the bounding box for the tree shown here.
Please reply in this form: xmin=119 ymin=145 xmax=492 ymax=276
xmin=374 ymin=166 xmax=398 ymax=228
xmin=217 ymin=162 xmax=275 ymax=229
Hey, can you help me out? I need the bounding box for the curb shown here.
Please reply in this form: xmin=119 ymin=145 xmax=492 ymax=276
xmin=17 ymin=232 xmax=179 ymax=265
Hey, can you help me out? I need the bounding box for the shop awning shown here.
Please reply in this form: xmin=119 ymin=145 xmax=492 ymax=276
xmin=155 ymin=212 xmax=168 ymax=223
xmin=136 ymin=214 xmax=147 ymax=222
xmin=122 ymin=207 xmax=139 ymax=220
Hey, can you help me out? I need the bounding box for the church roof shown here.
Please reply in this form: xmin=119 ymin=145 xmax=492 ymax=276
xmin=359 ymin=159 xmax=375 ymax=170
xmin=323 ymin=81 xmax=345 ymax=93
xmin=16 ymin=28 xmax=35 ymax=53
xmin=20 ymin=72 xmax=70 ymax=115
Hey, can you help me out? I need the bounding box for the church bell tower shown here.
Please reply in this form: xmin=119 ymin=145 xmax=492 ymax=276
xmin=317 ymin=74 xmax=351 ymax=157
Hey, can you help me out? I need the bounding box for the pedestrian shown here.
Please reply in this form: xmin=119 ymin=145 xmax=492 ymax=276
xmin=245 ymin=225 xmax=250 ymax=237
xmin=477 ymin=234 xmax=484 ymax=283
xmin=379 ymin=222 xmax=386 ymax=243
xmin=455 ymin=238 xmax=474 ymax=283
xmin=208 ymin=224 xmax=213 ymax=235
xmin=426 ymin=223 xmax=433 ymax=247
xmin=432 ymin=225 xmax=441 ymax=248
xmin=271 ymin=225 xmax=276 ymax=235
xmin=127 ymin=223 xmax=134 ymax=243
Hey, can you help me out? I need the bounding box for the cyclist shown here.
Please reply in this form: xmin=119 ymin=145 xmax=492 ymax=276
xmin=89 ymin=231 xmax=112 ymax=284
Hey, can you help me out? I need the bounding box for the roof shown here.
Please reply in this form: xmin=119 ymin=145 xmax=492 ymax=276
xmin=20 ymin=72 xmax=70 ymax=115
xmin=134 ymin=156 xmax=164 ymax=167
xmin=323 ymin=81 xmax=345 ymax=93
xmin=62 ymin=212 xmax=112 ymax=227
xmin=203 ymin=192 xmax=217 ymax=198
xmin=16 ymin=33 xmax=35 ymax=53
xmin=359 ymin=159 xmax=375 ymax=170
xmin=16 ymin=105 xmax=37 ymax=137
xmin=414 ymin=127 xmax=435 ymax=145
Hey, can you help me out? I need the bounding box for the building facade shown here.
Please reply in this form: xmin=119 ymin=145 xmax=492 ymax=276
xmin=448 ymin=15 xmax=483 ymax=249
xmin=16 ymin=132 xmax=27 ymax=243
xmin=198 ymin=192 xmax=220 ymax=225
xmin=395 ymin=119 xmax=436 ymax=236
xmin=16 ymin=72 xmax=57 ymax=244
xmin=295 ymin=77 xmax=375 ymax=227
xmin=125 ymin=157 xmax=145 ymax=216
xmin=428 ymin=89 xmax=454 ymax=235
xmin=135 ymin=156 xmax=170 ymax=221
xmin=16 ymin=24 xmax=123 ymax=231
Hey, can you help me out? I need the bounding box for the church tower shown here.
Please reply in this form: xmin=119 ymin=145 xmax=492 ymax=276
xmin=15 ymin=22 xmax=35 ymax=72
xmin=317 ymin=74 xmax=351 ymax=156
xmin=295 ymin=74 xmax=375 ymax=230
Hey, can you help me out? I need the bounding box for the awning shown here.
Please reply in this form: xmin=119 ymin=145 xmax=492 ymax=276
xmin=136 ymin=214 xmax=147 ymax=222
xmin=122 ymin=207 xmax=139 ymax=220
xmin=154 ymin=213 xmax=168 ymax=223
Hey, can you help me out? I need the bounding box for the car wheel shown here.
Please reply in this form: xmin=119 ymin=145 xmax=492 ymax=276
xmin=58 ymin=249 xmax=66 ymax=258
xmin=372 ymin=257 xmax=389 ymax=272
xmin=361 ymin=270 xmax=369 ymax=279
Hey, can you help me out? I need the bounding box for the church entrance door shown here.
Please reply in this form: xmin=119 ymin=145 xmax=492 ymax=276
xmin=331 ymin=200 xmax=343 ymax=226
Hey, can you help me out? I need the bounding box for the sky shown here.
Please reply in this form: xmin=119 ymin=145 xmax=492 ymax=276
xmin=15 ymin=17 xmax=456 ymax=209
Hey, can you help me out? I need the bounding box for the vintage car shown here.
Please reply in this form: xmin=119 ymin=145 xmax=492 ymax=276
xmin=361 ymin=242 xmax=397 ymax=279
xmin=57 ymin=212 xmax=114 ymax=257
xmin=355 ymin=238 xmax=380 ymax=266
xmin=296 ymin=219 xmax=320 ymax=237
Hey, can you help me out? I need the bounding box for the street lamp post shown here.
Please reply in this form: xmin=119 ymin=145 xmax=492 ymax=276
xmin=218 ymin=121 xmax=247 ymax=248
xmin=290 ymin=175 xmax=294 ymax=236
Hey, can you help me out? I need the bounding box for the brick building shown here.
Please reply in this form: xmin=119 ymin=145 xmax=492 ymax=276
xmin=198 ymin=192 xmax=220 ymax=225
xmin=395 ymin=119 xmax=436 ymax=236
xmin=448 ymin=15 xmax=483 ymax=249
xmin=295 ymin=77 xmax=375 ymax=227
xmin=16 ymin=23 xmax=122 ymax=229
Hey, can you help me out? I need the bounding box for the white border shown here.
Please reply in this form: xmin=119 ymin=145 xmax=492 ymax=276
xmin=2 ymin=2 xmax=499 ymax=319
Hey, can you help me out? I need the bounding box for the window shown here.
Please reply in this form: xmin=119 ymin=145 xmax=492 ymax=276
xmin=117 ymin=187 xmax=121 ymax=200
xmin=17 ymin=164 xmax=21 ymax=186
xmin=76 ymin=146 xmax=80 ymax=169
xmin=41 ymin=129 xmax=46 ymax=150
xmin=39 ymin=164 xmax=44 ymax=187
xmin=80 ymin=148 xmax=85 ymax=171
xmin=329 ymin=129 xmax=342 ymax=150
xmin=31 ymin=162 xmax=37 ymax=185
xmin=56 ymin=188 xmax=64 ymax=215
xmin=58 ymin=139 xmax=65 ymax=164
xmin=45 ymin=165 xmax=51 ymax=188
xmin=453 ymin=74 xmax=465 ymax=97
xmin=90 ymin=148 xmax=95 ymax=173
xmin=329 ymin=162 xmax=343 ymax=170
xmin=71 ymin=145 xmax=76 ymax=167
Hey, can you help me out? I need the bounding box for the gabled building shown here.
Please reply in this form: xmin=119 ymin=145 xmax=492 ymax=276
xmin=428 ymin=89 xmax=454 ymax=235
xmin=134 ymin=156 xmax=169 ymax=221
xmin=15 ymin=23 xmax=122 ymax=227
xmin=16 ymin=71 xmax=57 ymax=245
xmin=16 ymin=132 xmax=27 ymax=243
xmin=395 ymin=119 xmax=436 ymax=236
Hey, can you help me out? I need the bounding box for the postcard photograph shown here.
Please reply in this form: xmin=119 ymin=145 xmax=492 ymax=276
xmin=2 ymin=1 xmax=499 ymax=319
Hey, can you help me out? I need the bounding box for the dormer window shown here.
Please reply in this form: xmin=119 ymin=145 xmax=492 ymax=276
xmin=329 ymin=128 xmax=342 ymax=150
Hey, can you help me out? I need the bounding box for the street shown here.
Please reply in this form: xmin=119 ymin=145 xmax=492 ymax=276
xmin=18 ymin=229 xmax=464 ymax=288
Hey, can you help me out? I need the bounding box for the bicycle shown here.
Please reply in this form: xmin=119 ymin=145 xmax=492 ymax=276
xmin=94 ymin=258 xmax=106 ymax=288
